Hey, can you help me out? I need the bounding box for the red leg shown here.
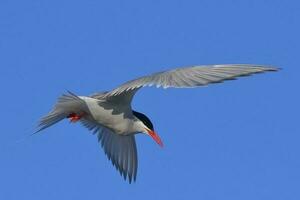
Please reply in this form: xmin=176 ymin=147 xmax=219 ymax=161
xmin=67 ymin=113 xmax=83 ymax=123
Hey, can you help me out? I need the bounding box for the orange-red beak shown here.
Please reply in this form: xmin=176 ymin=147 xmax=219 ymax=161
xmin=146 ymin=129 xmax=163 ymax=147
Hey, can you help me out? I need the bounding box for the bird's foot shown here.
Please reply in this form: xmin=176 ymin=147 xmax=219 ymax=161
xmin=67 ymin=113 xmax=83 ymax=123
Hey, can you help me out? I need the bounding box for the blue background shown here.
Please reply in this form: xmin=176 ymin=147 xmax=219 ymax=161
xmin=0 ymin=0 xmax=299 ymax=199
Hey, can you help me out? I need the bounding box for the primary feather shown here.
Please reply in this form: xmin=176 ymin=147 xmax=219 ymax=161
xmin=106 ymin=64 xmax=278 ymax=97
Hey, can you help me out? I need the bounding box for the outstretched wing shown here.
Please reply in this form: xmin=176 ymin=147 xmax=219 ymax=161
xmin=81 ymin=118 xmax=138 ymax=183
xmin=104 ymin=64 xmax=278 ymax=102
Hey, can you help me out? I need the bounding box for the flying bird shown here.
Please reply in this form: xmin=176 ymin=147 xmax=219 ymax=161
xmin=36 ymin=64 xmax=278 ymax=183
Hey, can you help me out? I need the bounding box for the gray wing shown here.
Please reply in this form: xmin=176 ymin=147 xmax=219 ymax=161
xmin=104 ymin=64 xmax=278 ymax=102
xmin=81 ymin=118 xmax=138 ymax=183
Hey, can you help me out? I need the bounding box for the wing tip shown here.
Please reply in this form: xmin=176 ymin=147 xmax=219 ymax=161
xmin=261 ymin=66 xmax=281 ymax=72
xmin=213 ymin=64 xmax=281 ymax=71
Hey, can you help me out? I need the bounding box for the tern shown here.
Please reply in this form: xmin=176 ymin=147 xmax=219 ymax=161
xmin=36 ymin=64 xmax=278 ymax=183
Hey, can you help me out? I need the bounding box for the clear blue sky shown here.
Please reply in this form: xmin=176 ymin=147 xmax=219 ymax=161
xmin=0 ymin=0 xmax=299 ymax=199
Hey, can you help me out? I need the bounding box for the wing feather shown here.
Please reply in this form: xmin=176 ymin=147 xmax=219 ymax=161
xmin=80 ymin=119 xmax=138 ymax=183
xmin=105 ymin=64 xmax=278 ymax=99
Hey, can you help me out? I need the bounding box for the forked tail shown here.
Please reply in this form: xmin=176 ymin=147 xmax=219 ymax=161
xmin=35 ymin=91 xmax=85 ymax=133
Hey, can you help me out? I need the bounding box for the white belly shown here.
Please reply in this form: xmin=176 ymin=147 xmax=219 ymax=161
xmin=79 ymin=96 xmax=134 ymax=135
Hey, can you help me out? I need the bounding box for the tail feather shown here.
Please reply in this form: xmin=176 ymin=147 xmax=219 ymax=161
xmin=35 ymin=91 xmax=85 ymax=133
xmin=35 ymin=112 xmax=66 ymax=133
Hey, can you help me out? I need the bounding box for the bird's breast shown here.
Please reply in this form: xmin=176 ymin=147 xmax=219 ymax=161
xmin=80 ymin=96 xmax=135 ymax=135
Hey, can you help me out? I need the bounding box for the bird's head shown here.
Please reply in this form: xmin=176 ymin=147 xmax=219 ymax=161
xmin=133 ymin=110 xmax=163 ymax=147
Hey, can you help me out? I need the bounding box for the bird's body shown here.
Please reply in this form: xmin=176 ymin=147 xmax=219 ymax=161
xmin=79 ymin=95 xmax=138 ymax=135
xmin=36 ymin=64 xmax=279 ymax=183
